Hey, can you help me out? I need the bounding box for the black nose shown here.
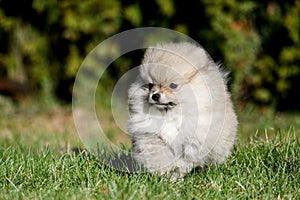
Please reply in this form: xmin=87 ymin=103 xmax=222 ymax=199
xmin=152 ymin=93 xmax=160 ymax=102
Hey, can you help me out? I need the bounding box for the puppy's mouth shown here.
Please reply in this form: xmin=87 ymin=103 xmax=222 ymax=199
xmin=151 ymin=101 xmax=177 ymax=110
xmin=148 ymin=92 xmax=177 ymax=110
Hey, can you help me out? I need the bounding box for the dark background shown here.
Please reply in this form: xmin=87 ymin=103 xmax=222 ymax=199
xmin=0 ymin=0 xmax=299 ymax=110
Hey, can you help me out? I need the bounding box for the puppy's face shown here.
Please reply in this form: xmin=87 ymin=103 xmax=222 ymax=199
xmin=146 ymin=81 xmax=179 ymax=110
xmin=140 ymin=64 xmax=195 ymax=111
xmin=137 ymin=44 xmax=203 ymax=112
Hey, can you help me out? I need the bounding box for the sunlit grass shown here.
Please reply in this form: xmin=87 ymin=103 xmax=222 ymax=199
xmin=237 ymin=103 xmax=300 ymax=142
xmin=0 ymin=130 xmax=299 ymax=199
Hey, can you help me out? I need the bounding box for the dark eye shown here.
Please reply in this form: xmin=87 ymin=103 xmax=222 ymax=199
xmin=148 ymin=83 xmax=154 ymax=90
xmin=169 ymin=83 xmax=177 ymax=89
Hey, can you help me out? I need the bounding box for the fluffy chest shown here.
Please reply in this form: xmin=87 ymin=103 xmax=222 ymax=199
xmin=147 ymin=108 xmax=181 ymax=145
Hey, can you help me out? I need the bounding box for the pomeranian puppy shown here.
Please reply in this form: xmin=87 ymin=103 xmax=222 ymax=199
xmin=128 ymin=42 xmax=237 ymax=180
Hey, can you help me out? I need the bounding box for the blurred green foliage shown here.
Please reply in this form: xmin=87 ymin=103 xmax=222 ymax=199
xmin=0 ymin=0 xmax=299 ymax=109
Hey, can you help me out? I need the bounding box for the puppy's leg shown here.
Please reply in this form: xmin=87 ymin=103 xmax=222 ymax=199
xmin=167 ymin=159 xmax=194 ymax=182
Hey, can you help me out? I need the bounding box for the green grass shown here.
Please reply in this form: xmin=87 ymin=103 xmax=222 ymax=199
xmin=0 ymin=131 xmax=299 ymax=199
xmin=0 ymin=99 xmax=300 ymax=199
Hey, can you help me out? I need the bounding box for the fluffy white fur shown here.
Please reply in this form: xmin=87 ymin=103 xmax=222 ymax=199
xmin=128 ymin=42 xmax=238 ymax=180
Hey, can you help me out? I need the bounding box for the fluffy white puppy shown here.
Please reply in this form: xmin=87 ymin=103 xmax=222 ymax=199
xmin=128 ymin=42 xmax=238 ymax=180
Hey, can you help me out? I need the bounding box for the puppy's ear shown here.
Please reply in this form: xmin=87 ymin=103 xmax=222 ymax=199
xmin=184 ymin=70 xmax=198 ymax=82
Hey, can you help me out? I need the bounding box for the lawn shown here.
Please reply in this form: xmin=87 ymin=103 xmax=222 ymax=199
xmin=0 ymin=98 xmax=299 ymax=199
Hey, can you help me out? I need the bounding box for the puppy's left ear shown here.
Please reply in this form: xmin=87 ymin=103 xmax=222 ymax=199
xmin=185 ymin=70 xmax=198 ymax=82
